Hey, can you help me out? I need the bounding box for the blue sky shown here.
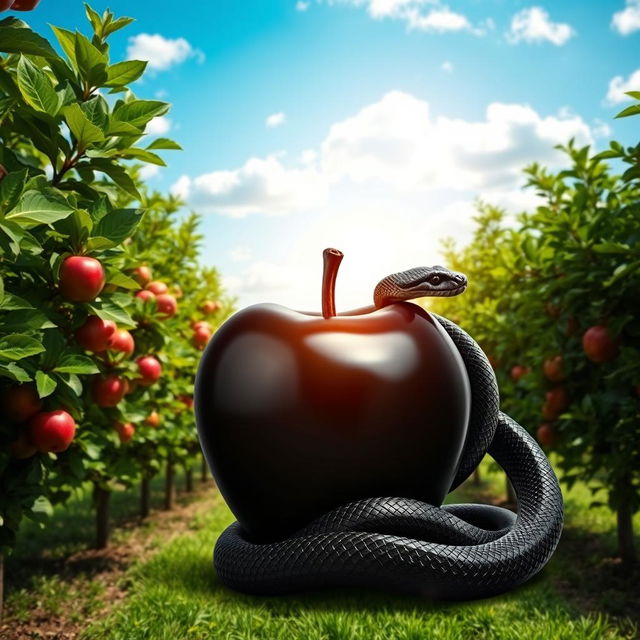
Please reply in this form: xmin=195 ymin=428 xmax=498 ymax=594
xmin=26 ymin=0 xmax=640 ymax=310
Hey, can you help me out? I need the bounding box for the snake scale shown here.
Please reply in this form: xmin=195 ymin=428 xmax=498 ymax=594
xmin=212 ymin=266 xmax=564 ymax=599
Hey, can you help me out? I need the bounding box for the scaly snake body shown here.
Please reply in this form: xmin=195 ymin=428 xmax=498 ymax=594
xmin=212 ymin=266 xmax=564 ymax=599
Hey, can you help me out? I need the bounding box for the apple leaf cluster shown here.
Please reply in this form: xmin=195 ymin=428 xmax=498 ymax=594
xmin=0 ymin=6 xmax=232 ymax=554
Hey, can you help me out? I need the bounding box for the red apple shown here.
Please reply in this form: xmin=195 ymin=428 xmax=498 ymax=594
xmin=145 ymin=411 xmax=161 ymax=428
xmin=543 ymin=355 xmax=565 ymax=382
xmin=92 ymin=374 xmax=129 ymax=407
xmin=146 ymin=281 xmax=168 ymax=295
xmin=192 ymin=326 xmax=212 ymax=348
xmin=75 ymin=316 xmax=116 ymax=353
xmin=108 ymin=329 xmax=135 ymax=356
xmin=9 ymin=432 xmax=37 ymax=458
xmin=11 ymin=0 xmax=40 ymax=9
xmin=542 ymin=386 xmax=569 ymax=420
xmin=136 ymin=356 xmax=162 ymax=386
xmin=510 ymin=365 xmax=530 ymax=382
xmin=178 ymin=394 xmax=193 ymax=409
xmin=115 ymin=421 xmax=135 ymax=443
xmin=28 ymin=410 xmax=76 ymax=453
xmin=201 ymin=300 xmax=220 ymax=314
xmin=156 ymin=293 xmax=178 ymax=317
xmin=133 ymin=265 xmax=152 ymax=285
xmin=192 ymin=320 xmax=212 ymax=332
xmin=582 ymin=325 xmax=620 ymax=363
xmin=2 ymin=384 xmax=42 ymax=422
xmin=59 ymin=256 xmax=105 ymax=302
xmin=536 ymin=423 xmax=558 ymax=448
xmin=195 ymin=249 xmax=471 ymax=540
xmin=136 ymin=290 xmax=155 ymax=303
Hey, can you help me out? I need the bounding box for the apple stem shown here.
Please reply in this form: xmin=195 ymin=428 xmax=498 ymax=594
xmin=322 ymin=248 xmax=344 ymax=319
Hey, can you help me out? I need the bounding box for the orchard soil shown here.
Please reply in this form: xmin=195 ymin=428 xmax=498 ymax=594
xmin=1 ymin=460 xmax=638 ymax=640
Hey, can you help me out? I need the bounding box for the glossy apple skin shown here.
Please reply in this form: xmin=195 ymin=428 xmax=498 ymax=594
xmin=196 ymin=301 xmax=471 ymax=542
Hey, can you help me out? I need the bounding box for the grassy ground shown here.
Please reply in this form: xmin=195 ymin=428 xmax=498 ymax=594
xmin=3 ymin=459 xmax=639 ymax=640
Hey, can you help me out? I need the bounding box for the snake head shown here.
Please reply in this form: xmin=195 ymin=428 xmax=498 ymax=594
xmin=374 ymin=265 xmax=468 ymax=308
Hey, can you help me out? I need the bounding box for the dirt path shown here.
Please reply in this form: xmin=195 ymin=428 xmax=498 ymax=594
xmin=1 ymin=482 xmax=218 ymax=640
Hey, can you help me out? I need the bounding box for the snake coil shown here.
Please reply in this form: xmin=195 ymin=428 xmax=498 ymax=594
xmin=212 ymin=312 xmax=564 ymax=599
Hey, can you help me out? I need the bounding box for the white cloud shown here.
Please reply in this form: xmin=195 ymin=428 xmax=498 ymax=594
xmin=170 ymin=155 xmax=328 ymax=217
xmin=507 ymin=7 xmax=574 ymax=46
xmin=139 ymin=164 xmax=161 ymax=180
xmin=229 ymin=246 xmax=253 ymax=262
xmin=266 ymin=112 xmax=286 ymax=128
xmin=441 ymin=60 xmax=453 ymax=72
xmin=612 ymin=0 xmax=640 ymax=35
xmin=223 ymin=261 xmax=295 ymax=296
xmin=127 ymin=33 xmax=204 ymax=71
xmin=296 ymin=1 xmax=311 ymax=10
xmin=145 ymin=116 xmax=172 ymax=136
xmin=606 ymin=69 xmax=640 ymax=104
xmin=331 ymin=0 xmax=487 ymax=34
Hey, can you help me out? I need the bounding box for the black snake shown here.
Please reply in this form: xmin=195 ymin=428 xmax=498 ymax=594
xmin=211 ymin=266 xmax=564 ymax=599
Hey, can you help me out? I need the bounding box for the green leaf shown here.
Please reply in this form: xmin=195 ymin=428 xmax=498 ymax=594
xmin=50 ymin=25 xmax=77 ymax=65
xmin=93 ymin=207 xmax=142 ymax=243
xmin=615 ymin=104 xmax=640 ymax=119
xmin=105 ymin=119 xmax=142 ymax=137
xmin=28 ymin=495 xmax=53 ymax=523
xmin=625 ymin=91 xmax=640 ymax=100
xmin=146 ymin=137 xmax=182 ymax=151
xmin=105 ymin=269 xmax=140 ymax=290
xmin=113 ymin=100 xmax=169 ymax=128
xmin=104 ymin=60 xmax=147 ymax=87
xmin=120 ymin=148 xmax=166 ymax=166
xmin=0 ymin=169 xmax=28 ymax=214
xmin=74 ymin=31 xmax=108 ymax=86
xmin=0 ymin=362 xmax=31 ymax=383
xmin=54 ymin=354 xmax=99 ymax=375
xmin=35 ymin=370 xmax=57 ymax=398
xmin=6 ymin=190 xmax=74 ymax=226
xmin=64 ymin=103 xmax=105 ymax=148
xmin=0 ymin=220 xmax=42 ymax=255
xmin=84 ymin=3 xmax=102 ymax=35
xmin=81 ymin=95 xmax=108 ymax=129
xmin=0 ymin=334 xmax=45 ymax=361
xmin=88 ymin=158 xmax=141 ymax=200
xmin=102 ymin=16 xmax=135 ymax=38
xmin=89 ymin=298 xmax=135 ymax=328
xmin=16 ymin=56 xmax=60 ymax=116
xmin=0 ymin=24 xmax=59 ymax=58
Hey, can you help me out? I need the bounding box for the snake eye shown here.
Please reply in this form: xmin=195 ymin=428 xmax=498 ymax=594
xmin=429 ymin=274 xmax=441 ymax=285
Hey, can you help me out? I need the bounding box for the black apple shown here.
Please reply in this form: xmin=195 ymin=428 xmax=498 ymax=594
xmin=196 ymin=250 xmax=470 ymax=541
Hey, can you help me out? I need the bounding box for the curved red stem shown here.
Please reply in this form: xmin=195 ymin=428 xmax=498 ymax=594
xmin=321 ymin=248 xmax=343 ymax=319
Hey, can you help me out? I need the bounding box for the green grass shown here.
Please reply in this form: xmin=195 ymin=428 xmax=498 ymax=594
xmin=5 ymin=459 xmax=638 ymax=640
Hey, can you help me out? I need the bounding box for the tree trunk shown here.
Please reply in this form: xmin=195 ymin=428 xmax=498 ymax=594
xmin=506 ymin=475 xmax=516 ymax=505
xmin=616 ymin=486 xmax=636 ymax=569
xmin=472 ymin=467 xmax=482 ymax=486
xmin=185 ymin=466 xmax=194 ymax=493
xmin=164 ymin=456 xmax=175 ymax=510
xmin=201 ymin=453 xmax=208 ymax=483
xmin=140 ymin=474 xmax=151 ymax=518
xmin=95 ymin=485 xmax=111 ymax=549
xmin=0 ymin=552 xmax=4 ymax=622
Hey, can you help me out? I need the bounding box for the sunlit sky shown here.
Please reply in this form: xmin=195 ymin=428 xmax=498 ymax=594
xmin=27 ymin=1 xmax=640 ymax=311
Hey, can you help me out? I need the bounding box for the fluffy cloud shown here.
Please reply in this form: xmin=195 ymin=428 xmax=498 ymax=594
xmin=320 ymin=91 xmax=592 ymax=191
xmin=145 ymin=116 xmax=172 ymax=136
xmin=223 ymin=261 xmax=296 ymax=296
xmin=266 ymin=112 xmax=286 ymax=128
xmin=171 ymin=155 xmax=328 ymax=217
xmin=331 ymin=0 xmax=489 ymax=34
xmin=611 ymin=0 xmax=640 ymax=35
xmin=507 ymin=7 xmax=575 ymax=46
xmin=606 ymin=69 xmax=640 ymax=104
xmin=127 ymin=34 xmax=204 ymax=71
xmin=441 ymin=60 xmax=453 ymax=72
xmin=296 ymin=1 xmax=311 ymax=10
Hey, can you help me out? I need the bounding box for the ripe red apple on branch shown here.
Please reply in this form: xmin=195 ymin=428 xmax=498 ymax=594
xmin=135 ymin=289 xmax=156 ymax=303
xmin=542 ymin=386 xmax=569 ymax=421
xmin=145 ymin=411 xmax=161 ymax=428
xmin=59 ymin=256 xmax=106 ymax=302
xmin=195 ymin=248 xmax=471 ymax=540
xmin=582 ymin=325 xmax=620 ymax=363
xmin=75 ymin=316 xmax=116 ymax=353
xmin=133 ymin=265 xmax=152 ymax=285
xmin=156 ymin=293 xmax=178 ymax=317
xmin=510 ymin=365 xmax=529 ymax=381
xmin=146 ymin=281 xmax=168 ymax=295
xmin=10 ymin=0 xmax=41 ymax=9
xmin=115 ymin=421 xmax=135 ymax=444
xmin=543 ymin=355 xmax=565 ymax=382
xmin=536 ymin=423 xmax=557 ymax=447
xmin=108 ymin=329 xmax=135 ymax=356
xmin=2 ymin=384 xmax=42 ymax=422
xmin=136 ymin=356 xmax=162 ymax=386
xmin=92 ymin=374 xmax=129 ymax=407
xmin=28 ymin=410 xmax=76 ymax=453
xmin=201 ymin=300 xmax=220 ymax=314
